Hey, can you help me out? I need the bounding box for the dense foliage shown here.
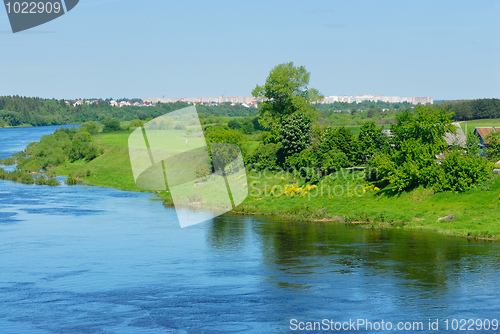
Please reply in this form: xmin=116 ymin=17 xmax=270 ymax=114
xmin=368 ymin=106 xmax=492 ymax=193
xmin=438 ymin=99 xmax=500 ymax=121
xmin=252 ymin=62 xmax=323 ymax=127
xmin=280 ymin=112 xmax=312 ymax=157
xmin=0 ymin=96 xmax=258 ymax=128
xmin=16 ymin=127 xmax=102 ymax=172
xmin=486 ymin=131 xmax=500 ymax=161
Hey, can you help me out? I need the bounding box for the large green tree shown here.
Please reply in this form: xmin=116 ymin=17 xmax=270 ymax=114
xmin=252 ymin=62 xmax=323 ymax=127
xmin=391 ymin=105 xmax=455 ymax=154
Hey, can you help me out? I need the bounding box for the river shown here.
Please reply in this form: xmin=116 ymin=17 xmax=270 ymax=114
xmin=1 ymin=126 xmax=500 ymax=333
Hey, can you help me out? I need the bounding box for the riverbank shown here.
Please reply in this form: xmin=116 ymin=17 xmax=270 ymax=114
xmin=34 ymin=130 xmax=500 ymax=240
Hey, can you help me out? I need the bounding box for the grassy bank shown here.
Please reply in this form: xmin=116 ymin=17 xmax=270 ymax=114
xmin=39 ymin=130 xmax=500 ymax=240
xmin=238 ymin=169 xmax=500 ymax=239
xmin=50 ymin=130 xmax=147 ymax=192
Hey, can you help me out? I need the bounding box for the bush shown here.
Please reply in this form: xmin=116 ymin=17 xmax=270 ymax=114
xmin=35 ymin=175 xmax=47 ymax=185
xmin=174 ymin=123 xmax=186 ymax=130
xmin=130 ymin=119 xmax=144 ymax=128
xmin=320 ymin=126 xmax=357 ymax=163
xmin=65 ymin=176 xmax=78 ymax=185
xmin=486 ymin=131 xmax=500 ymax=161
xmin=250 ymin=143 xmax=281 ymax=170
xmin=68 ymin=131 xmax=100 ymax=162
xmin=285 ymin=148 xmax=318 ymax=169
xmin=433 ymin=151 xmax=492 ymax=192
xmin=285 ymin=149 xmax=323 ymax=183
xmin=227 ymin=119 xmax=241 ymax=130
xmin=321 ymin=148 xmax=349 ymax=170
xmin=0 ymin=157 xmax=16 ymax=166
xmin=45 ymin=178 xmax=61 ymax=186
xmin=79 ymin=121 xmax=100 ymax=134
xmin=195 ymin=163 xmax=211 ymax=180
xmin=102 ymin=118 xmax=121 ymax=132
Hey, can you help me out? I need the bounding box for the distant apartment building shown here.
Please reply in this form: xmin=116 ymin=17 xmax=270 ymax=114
xmin=140 ymin=93 xmax=432 ymax=109
xmin=322 ymin=95 xmax=354 ymax=103
xmin=143 ymin=96 xmax=258 ymax=108
xmin=319 ymin=93 xmax=432 ymax=105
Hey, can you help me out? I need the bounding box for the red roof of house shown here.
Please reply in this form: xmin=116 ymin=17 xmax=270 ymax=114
xmin=475 ymin=127 xmax=495 ymax=141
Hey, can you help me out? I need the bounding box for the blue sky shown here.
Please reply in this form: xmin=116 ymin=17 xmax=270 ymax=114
xmin=0 ymin=0 xmax=499 ymax=100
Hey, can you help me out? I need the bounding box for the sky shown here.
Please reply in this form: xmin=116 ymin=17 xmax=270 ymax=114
xmin=0 ymin=0 xmax=499 ymax=100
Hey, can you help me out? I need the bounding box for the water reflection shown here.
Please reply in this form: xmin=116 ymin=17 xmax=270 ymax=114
xmin=206 ymin=215 xmax=500 ymax=322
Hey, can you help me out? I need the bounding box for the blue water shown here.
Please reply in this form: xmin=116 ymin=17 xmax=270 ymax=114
xmin=0 ymin=125 xmax=77 ymax=160
xmin=1 ymin=126 xmax=500 ymax=333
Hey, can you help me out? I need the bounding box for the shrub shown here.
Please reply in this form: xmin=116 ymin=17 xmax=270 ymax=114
xmin=68 ymin=132 xmax=101 ymax=162
xmin=433 ymin=151 xmax=492 ymax=192
xmin=130 ymin=119 xmax=144 ymax=128
xmin=102 ymin=118 xmax=121 ymax=132
xmin=195 ymin=163 xmax=211 ymax=180
xmin=321 ymin=148 xmax=349 ymax=170
xmin=285 ymin=148 xmax=318 ymax=169
xmin=0 ymin=157 xmax=16 ymax=165
xmin=250 ymin=143 xmax=281 ymax=170
xmin=79 ymin=121 xmax=100 ymax=134
xmin=45 ymin=178 xmax=61 ymax=186
xmin=35 ymin=175 xmax=47 ymax=185
xmin=65 ymin=176 xmax=78 ymax=185
xmin=486 ymin=131 xmax=500 ymax=161
xmin=320 ymin=126 xmax=357 ymax=163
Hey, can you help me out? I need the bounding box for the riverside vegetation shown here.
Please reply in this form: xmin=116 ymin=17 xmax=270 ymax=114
xmin=2 ymin=63 xmax=500 ymax=239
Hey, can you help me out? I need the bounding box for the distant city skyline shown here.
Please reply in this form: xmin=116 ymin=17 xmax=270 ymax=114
xmin=70 ymin=93 xmax=433 ymax=108
xmin=143 ymin=94 xmax=433 ymax=105
xmin=0 ymin=0 xmax=498 ymax=100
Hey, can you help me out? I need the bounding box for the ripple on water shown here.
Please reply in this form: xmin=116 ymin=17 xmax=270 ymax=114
xmin=0 ymin=211 xmax=19 ymax=224
xmin=20 ymin=207 xmax=105 ymax=216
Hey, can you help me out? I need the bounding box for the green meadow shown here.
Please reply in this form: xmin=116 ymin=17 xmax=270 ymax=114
xmin=47 ymin=130 xmax=500 ymax=240
xmin=460 ymin=118 xmax=500 ymax=132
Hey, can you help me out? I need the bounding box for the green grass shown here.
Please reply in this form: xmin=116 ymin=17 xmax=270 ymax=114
xmin=52 ymin=131 xmax=147 ymax=192
xmin=236 ymin=170 xmax=500 ymax=239
xmin=459 ymin=118 xmax=500 ymax=132
xmin=48 ymin=130 xmax=500 ymax=240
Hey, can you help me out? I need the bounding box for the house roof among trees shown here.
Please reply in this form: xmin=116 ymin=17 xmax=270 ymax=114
xmin=444 ymin=123 xmax=466 ymax=148
xmin=474 ymin=127 xmax=497 ymax=144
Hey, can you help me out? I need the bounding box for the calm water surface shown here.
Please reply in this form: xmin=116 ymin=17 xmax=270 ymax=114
xmin=1 ymin=126 xmax=500 ymax=333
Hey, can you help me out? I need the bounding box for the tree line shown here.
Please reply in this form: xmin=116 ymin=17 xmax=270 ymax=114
xmin=437 ymin=99 xmax=500 ymax=121
xmin=0 ymin=96 xmax=258 ymax=128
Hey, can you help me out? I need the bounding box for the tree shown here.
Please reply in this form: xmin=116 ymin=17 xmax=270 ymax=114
xmin=320 ymin=126 xmax=357 ymax=163
xmin=130 ymin=119 xmax=144 ymax=128
xmin=357 ymin=121 xmax=384 ymax=164
xmin=102 ymin=118 xmax=121 ymax=132
xmin=486 ymin=131 xmax=500 ymax=161
xmin=79 ymin=121 xmax=99 ymax=134
xmin=69 ymin=131 xmax=100 ymax=162
xmin=280 ymin=112 xmax=312 ymax=157
xmin=227 ymin=119 xmax=241 ymax=130
xmin=252 ymin=62 xmax=323 ymax=127
xmin=391 ymin=105 xmax=455 ymax=155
